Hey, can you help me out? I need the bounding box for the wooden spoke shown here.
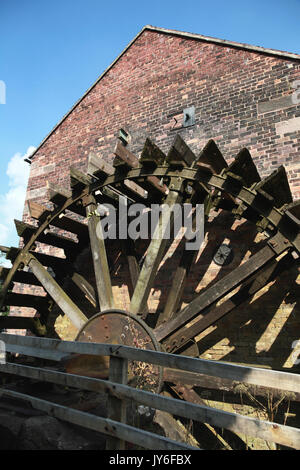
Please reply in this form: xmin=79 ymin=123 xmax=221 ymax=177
xmin=157 ymin=208 xmax=202 ymax=326
xmin=157 ymin=249 xmax=196 ymax=325
xmin=71 ymin=272 xmax=97 ymax=308
xmin=169 ymin=384 xmax=233 ymax=450
xmin=163 ymin=251 xmax=294 ymax=353
xmin=85 ymin=196 xmax=114 ymax=310
xmin=27 ymin=254 xmax=88 ymax=330
xmin=130 ymin=187 xmax=183 ymax=315
xmin=121 ymin=239 xmax=140 ymax=290
xmin=154 ymin=236 xmax=290 ymax=342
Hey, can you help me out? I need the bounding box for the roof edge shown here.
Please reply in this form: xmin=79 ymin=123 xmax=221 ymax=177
xmin=146 ymin=25 xmax=300 ymax=61
xmin=28 ymin=25 xmax=300 ymax=161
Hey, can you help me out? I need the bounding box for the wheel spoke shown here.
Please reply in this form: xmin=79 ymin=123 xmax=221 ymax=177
xmin=71 ymin=272 xmax=98 ymax=308
xmin=163 ymin=251 xmax=294 ymax=353
xmin=85 ymin=196 xmax=114 ymax=310
xmin=158 ymin=251 xmax=196 ymax=324
xmin=154 ymin=235 xmax=290 ymax=342
xmin=121 ymin=239 xmax=140 ymax=291
xmin=130 ymin=187 xmax=183 ymax=315
xmin=27 ymin=254 xmax=88 ymax=330
xmin=157 ymin=197 xmax=207 ymax=326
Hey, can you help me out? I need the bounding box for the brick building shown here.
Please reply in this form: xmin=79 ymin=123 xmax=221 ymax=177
xmin=19 ymin=25 xmax=299 ymax=375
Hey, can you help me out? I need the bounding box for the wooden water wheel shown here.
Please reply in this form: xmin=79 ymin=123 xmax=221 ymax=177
xmin=0 ymin=136 xmax=299 ymax=448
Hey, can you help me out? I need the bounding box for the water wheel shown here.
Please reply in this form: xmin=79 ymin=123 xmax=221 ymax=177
xmin=0 ymin=135 xmax=299 ymax=448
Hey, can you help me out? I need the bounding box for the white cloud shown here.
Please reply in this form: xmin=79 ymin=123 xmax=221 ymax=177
xmin=0 ymin=146 xmax=35 ymax=260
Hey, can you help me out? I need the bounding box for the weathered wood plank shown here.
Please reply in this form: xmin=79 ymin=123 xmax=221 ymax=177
xmin=113 ymin=140 xmax=140 ymax=169
xmin=0 ymin=388 xmax=195 ymax=450
xmin=196 ymin=140 xmax=227 ymax=174
xmin=87 ymin=153 xmax=114 ymax=180
xmin=47 ymin=182 xmax=72 ymax=205
xmin=27 ymin=201 xmax=51 ymax=221
xmin=49 ymin=214 xmax=88 ymax=239
xmin=255 ymin=166 xmax=293 ymax=208
xmin=166 ymin=135 xmax=196 ymax=167
xmin=163 ymin=368 xmax=300 ymax=402
xmin=1 ymin=246 xmax=20 ymax=263
xmin=3 ymin=344 xmax=69 ymax=361
xmin=86 ymin=197 xmax=114 ymax=310
xmin=226 ymin=148 xmax=261 ymax=187
xmin=153 ymin=407 xmax=200 ymax=448
xmin=113 ymin=140 xmax=168 ymax=197
xmin=285 ymin=201 xmax=300 ymax=221
xmin=158 ymin=210 xmax=201 ymax=325
xmin=47 ymin=182 xmax=86 ymax=217
xmin=139 ymin=138 xmax=166 ymax=167
xmin=1 ymin=334 xmax=299 ymax=395
xmin=14 ymin=219 xmax=78 ymax=252
xmin=114 ymin=179 xmax=148 ymax=202
xmin=1 ymin=363 xmax=299 ymax=449
xmin=31 ymin=251 xmax=74 ymax=272
xmin=70 ymin=166 xmax=92 ymax=192
xmin=106 ymin=356 xmax=128 ymax=450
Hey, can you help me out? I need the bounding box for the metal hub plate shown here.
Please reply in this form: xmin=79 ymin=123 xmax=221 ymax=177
xmin=66 ymin=310 xmax=163 ymax=393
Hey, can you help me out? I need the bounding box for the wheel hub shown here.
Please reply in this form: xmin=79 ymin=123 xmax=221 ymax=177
xmin=65 ymin=310 xmax=163 ymax=393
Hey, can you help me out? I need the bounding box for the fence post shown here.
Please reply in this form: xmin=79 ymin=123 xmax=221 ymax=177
xmin=106 ymin=354 xmax=128 ymax=450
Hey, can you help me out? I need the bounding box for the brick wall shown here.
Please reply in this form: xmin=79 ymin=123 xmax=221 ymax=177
xmin=20 ymin=29 xmax=300 ymax=372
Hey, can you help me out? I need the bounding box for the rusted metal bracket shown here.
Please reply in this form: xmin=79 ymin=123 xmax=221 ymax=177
xmin=267 ymin=232 xmax=292 ymax=255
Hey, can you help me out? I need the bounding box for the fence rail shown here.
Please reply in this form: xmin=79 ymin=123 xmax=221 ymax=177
xmin=0 ymin=333 xmax=299 ymax=450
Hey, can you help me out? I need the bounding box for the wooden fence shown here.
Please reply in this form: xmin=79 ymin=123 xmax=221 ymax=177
xmin=0 ymin=332 xmax=299 ymax=450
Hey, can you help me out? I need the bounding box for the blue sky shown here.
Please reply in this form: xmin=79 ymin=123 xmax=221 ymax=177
xmin=0 ymin=0 xmax=299 ymax=253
